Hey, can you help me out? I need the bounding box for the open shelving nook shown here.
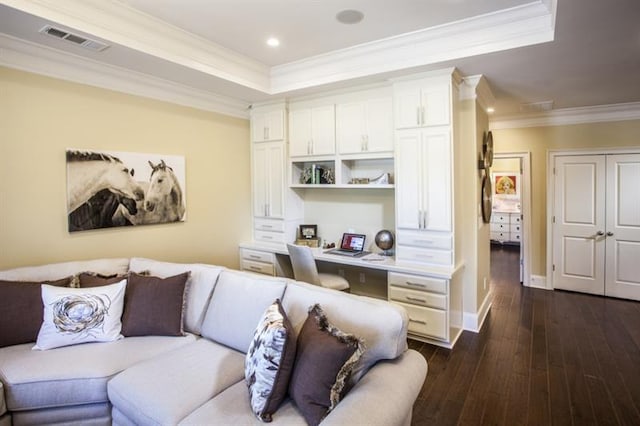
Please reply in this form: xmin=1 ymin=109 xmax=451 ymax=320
xmin=290 ymin=153 xmax=394 ymax=189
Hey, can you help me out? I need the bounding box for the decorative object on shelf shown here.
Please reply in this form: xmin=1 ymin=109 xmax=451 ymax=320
xmin=323 ymin=242 xmax=336 ymax=249
xmin=299 ymin=224 xmax=318 ymax=239
xmin=349 ymin=177 xmax=369 ymax=184
xmin=370 ymin=173 xmax=390 ymax=185
xmin=300 ymin=165 xmax=334 ymax=184
xmin=374 ymin=229 xmax=395 ymax=256
xmin=481 ymin=175 xmax=493 ymax=223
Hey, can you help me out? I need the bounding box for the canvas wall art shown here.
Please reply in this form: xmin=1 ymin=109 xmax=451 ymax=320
xmin=66 ymin=149 xmax=186 ymax=232
xmin=492 ymin=172 xmax=519 ymax=199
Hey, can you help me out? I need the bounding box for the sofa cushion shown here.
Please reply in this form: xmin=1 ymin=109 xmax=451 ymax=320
xmin=129 ymin=258 xmax=223 ymax=335
xmin=78 ymin=272 xmax=126 ymax=287
xmin=0 ymin=277 xmax=73 ymax=348
xmin=281 ymin=280 xmax=408 ymax=385
xmin=108 ymin=338 xmax=246 ymax=426
xmin=178 ymin=381 xmax=307 ymax=426
xmin=0 ymin=381 xmax=5 ymax=417
xmin=34 ymin=280 xmax=127 ymax=350
xmin=121 ymin=272 xmax=189 ymax=337
xmin=245 ymin=299 xmax=296 ymax=422
xmin=0 ymin=258 xmax=130 ymax=283
xmin=201 ymin=270 xmax=287 ymax=353
xmin=0 ymin=334 xmax=196 ymax=411
xmin=288 ymin=304 xmax=365 ymax=426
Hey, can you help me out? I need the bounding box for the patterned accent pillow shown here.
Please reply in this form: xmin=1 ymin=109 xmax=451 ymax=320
xmin=288 ymin=304 xmax=365 ymax=426
xmin=245 ymin=299 xmax=296 ymax=422
xmin=33 ymin=279 xmax=126 ymax=350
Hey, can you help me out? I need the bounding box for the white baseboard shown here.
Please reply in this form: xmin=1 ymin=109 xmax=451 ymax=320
xmin=529 ymin=274 xmax=549 ymax=290
xmin=463 ymin=292 xmax=492 ymax=333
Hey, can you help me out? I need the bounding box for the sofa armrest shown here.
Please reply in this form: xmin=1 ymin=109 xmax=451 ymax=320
xmin=321 ymin=349 xmax=427 ymax=426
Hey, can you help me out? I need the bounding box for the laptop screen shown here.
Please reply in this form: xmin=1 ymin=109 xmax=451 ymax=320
xmin=340 ymin=233 xmax=366 ymax=251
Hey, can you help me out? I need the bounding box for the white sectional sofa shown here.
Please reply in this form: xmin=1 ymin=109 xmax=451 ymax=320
xmin=0 ymin=258 xmax=427 ymax=426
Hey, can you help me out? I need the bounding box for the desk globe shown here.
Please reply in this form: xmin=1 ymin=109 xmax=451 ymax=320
xmin=375 ymin=230 xmax=394 ymax=256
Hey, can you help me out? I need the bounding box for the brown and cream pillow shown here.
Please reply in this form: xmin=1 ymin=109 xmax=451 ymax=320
xmin=288 ymin=304 xmax=365 ymax=426
xmin=0 ymin=277 xmax=73 ymax=348
xmin=121 ymin=271 xmax=189 ymax=337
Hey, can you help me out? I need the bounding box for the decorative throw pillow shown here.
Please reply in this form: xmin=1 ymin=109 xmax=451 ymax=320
xmin=121 ymin=271 xmax=189 ymax=337
xmin=288 ymin=304 xmax=365 ymax=426
xmin=0 ymin=277 xmax=73 ymax=348
xmin=78 ymin=272 xmax=127 ymax=287
xmin=245 ymin=299 xmax=297 ymax=422
xmin=33 ymin=279 xmax=126 ymax=350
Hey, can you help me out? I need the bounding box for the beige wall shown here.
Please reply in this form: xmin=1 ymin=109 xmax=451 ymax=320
xmin=492 ymin=119 xmax=640 ymax=276
xmin=0 ymin=67 xmax=251 ymax=270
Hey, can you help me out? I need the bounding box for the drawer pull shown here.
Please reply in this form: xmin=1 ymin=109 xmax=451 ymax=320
xmin=261 ymin=225 xmax=273 ymax=229
xmin=249 ymin=266 xmax=261 ymax=271
xmin=409 ymin=318 xmax=427 ymax=325
xmin=405 ymin=281 xmax=426 ymax=289
xmin=249 ymin=255 xmax=261 ymax=259
xmin=262 ymin=236 xmax=273 ymax=240
xmin=406 ymin=296 xmax=427 ymax=303
xmin=413 ymin=239 xmax=434 ymax=244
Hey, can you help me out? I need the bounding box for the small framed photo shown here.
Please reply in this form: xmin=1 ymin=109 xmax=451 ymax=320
xmin=492 ymin=172 xmax=520 ymax=199
xmin=299 ymin=224 xmax=318 ymax=239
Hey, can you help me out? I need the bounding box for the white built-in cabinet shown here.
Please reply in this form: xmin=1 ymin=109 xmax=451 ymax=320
xmin=250 ymin=104 xmax=303 ymax=245
xmin=393 ymin=73 xmax=457 ymax=268
xmin=289 ymin=105 xmax=336 ymax=157
xmin=251 ymin=108 xmax=284 ymax=142
xmin=336 ymin=97 xmax=394 ymax=154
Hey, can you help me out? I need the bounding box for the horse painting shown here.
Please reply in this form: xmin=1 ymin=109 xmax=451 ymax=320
xmin=115 ymin=159 xmax=185 ymax=225
xmin=66 ymin=151 xmax=144 ymax=213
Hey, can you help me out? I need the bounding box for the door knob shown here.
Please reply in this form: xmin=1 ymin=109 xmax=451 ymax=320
xmin=606 ymin=232 xmax=614 ymax=237
xmin=596 ymin=231 xmax=604 ymax=236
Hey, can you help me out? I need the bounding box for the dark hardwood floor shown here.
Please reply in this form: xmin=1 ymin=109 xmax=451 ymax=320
xmin=410 ymin=244 xmax=640 ymax=425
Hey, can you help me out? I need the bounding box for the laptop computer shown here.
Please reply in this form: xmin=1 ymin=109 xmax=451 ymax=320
xmin=326 ymin=233 xmax=369 ymax=257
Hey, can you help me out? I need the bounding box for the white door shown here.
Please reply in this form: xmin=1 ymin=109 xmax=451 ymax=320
xmin=395 ymin=130 xmax=422 ymax=230
xmin=365 ymin=97 xmax=394 ymax=153
xmin=252 ymin=144 xmax=269 ymax=217
xmin=553 ymin=155 xmax=606 ymax=295
xmin=336 ymin=102 xmax=366 ymax=154
xmin=266 ymin=142 xmax=285 ymax=218
xmin=422 ymin=127 xmax=452 ymax=232
xmin=605 ymin=154 xmax=640 ymax=300
xmin=289 ymin=109 xmax=312 ymax=157
xmin=310 ymin=105 xmax=336 ymax=156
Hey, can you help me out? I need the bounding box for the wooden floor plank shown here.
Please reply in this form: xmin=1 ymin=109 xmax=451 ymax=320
xmin=410 ymin=244 xmax=640 ymax=426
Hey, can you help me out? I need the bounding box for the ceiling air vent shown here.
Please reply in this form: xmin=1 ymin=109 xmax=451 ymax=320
xmin=39 ymin=25 xmax=109 ymax=52
xmin=520 ymin=100 xmax=554 ymax=113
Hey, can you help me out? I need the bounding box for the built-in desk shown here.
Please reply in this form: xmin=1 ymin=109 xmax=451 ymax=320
xmin=239 ymin=242 xmax=464 ymax=348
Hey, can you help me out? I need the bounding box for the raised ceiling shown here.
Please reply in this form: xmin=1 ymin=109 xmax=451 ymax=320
xmin=1 ymin=0 xmax=639 ymax=125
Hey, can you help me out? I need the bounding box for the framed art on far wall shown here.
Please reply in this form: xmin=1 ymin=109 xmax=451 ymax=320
xmin=492 ymin=172 xmax=520 ymax=199
xmin=299 ymin=224 xmax=317 ymax=239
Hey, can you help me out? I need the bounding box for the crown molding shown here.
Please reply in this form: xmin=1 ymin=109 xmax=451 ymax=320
xmin=489 ymin=102 xmax=640 ymax=130
xmin=1 ymin=0 xmax=271 ymax=92
xmin=460 ymin=75 xmax=495 ymax=113
xmin=0 ymin=34 xmax=250 ymax=118
xmin=270 ymin=1 xmax=555 ymax=93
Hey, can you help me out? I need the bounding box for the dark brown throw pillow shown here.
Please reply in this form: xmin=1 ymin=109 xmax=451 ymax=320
xmin=78 ymin=272 xmax=126 ymax=287
xmin=0 ymin=277 xmax=73 ymax=348
xmin=288 ymin=304 xmax=365 ymax=426
xmin=121 ymin=271 xmax=189 ymax=337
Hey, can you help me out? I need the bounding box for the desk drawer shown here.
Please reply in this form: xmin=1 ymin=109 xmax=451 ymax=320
xmin=393 ymin=301 xmax=447 ymax=340
xmin=388 ymin=272 xmax=447 ymax=294
xmin=389 ymin=286 xmax=447 ymax=309
xmin=254 ymin=230 xmax=285 ymax=244
xmin=240 ymin=259 xmax=275 ymax=276
xmin=254 ymin=218 xmax=285 ymax=232
xmin=241 ymin=248 xmax=275 ymax=263
xmin=395 ymin=246 xmax=452 ymax=266
xmin=396 ymin=230 xmax=452 ymax=250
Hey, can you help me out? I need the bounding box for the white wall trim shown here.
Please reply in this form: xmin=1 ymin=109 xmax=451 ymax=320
xmin=270 ymin=1 xmax=555 ymax=93
xmin=490 ymin=102 xmax=640 ymax=130
xmin=460 ymin=75 xmax=496 ymax=114
xmin=0 ymin=34 xmax=250 ymax=118
xmin=463 ymin=291 xmax=492 ymax=333
xmin=529 ymin=275 xmax=548 ymax=290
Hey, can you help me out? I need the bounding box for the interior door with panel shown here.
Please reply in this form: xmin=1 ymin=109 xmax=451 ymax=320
xmin=605 ymin=154 xmax=640 ymax=300
xmin=552 ymin=155 xmax=606 ymax=295
xmin=252 ymin=142 xmax=284 ymax=219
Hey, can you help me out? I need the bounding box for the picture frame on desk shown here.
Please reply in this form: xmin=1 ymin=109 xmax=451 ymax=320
xmin=295 ymin=238 xmax=320 ymax=248
xmin=299 ymin=224 xmax=317 ymax=239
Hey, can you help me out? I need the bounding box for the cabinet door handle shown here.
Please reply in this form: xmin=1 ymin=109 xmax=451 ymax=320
xmin=596 ymin=230 xmax=604 ymax=236
xmin=421 ymin=106 xmax=425 ymax=125
xmin=409 ymin=318 xmax=427 ymax=325
xmin=416 ymin=107 xmax=421 ymax=126
xmin=607 ymin=232 xmax=614 ymax=237
xmin=264 ymin=127 xmax=268 ymax=140
xmin=406 ymin=296 xmax=427 ymax=303
xmin=364 ymin=135 xmax=369 ymax=151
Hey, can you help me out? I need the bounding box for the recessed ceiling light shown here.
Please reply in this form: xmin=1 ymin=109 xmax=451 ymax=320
xmin=266 ymin=37 xmax=280 ymax=47
xmin=336 ymin=9 xmax=364 ymax=24
xmin=487 ymin=107 xmax=495 ymax=114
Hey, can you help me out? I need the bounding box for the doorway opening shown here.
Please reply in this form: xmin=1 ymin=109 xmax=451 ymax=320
xmin=490 ymin=152 xmax=531 ymax=286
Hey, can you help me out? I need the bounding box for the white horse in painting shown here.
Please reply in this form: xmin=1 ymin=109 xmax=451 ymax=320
xmin=66 ymin=151 xmax=145 ymax=213
xmin=115 ymin=159 xmax=185 ymax=225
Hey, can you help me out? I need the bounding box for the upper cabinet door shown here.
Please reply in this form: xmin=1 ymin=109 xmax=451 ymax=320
xmin=422 ymin=86 xmax=450 ymax=127
xmin=365 ymin=97 xmax=394 ymax=153
xmin=394 ymin=87 xmax=422 ymax=129
xmin=251 ymin=109 xmax=284 ymax=142
xmin=289 ymin=105 xmax=335 ymax=157
xmin=395 ymin=130 xmax=423 ymax=230
xmin=337 ymin=97 xmax=393 ymax=154
xmin=394 ymin=79 xmax=451 ymax=129
xmin=336 ymin=102 xmax=366 ymax=154
xmin=421 ymin=127 xmax=452 ymax=232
